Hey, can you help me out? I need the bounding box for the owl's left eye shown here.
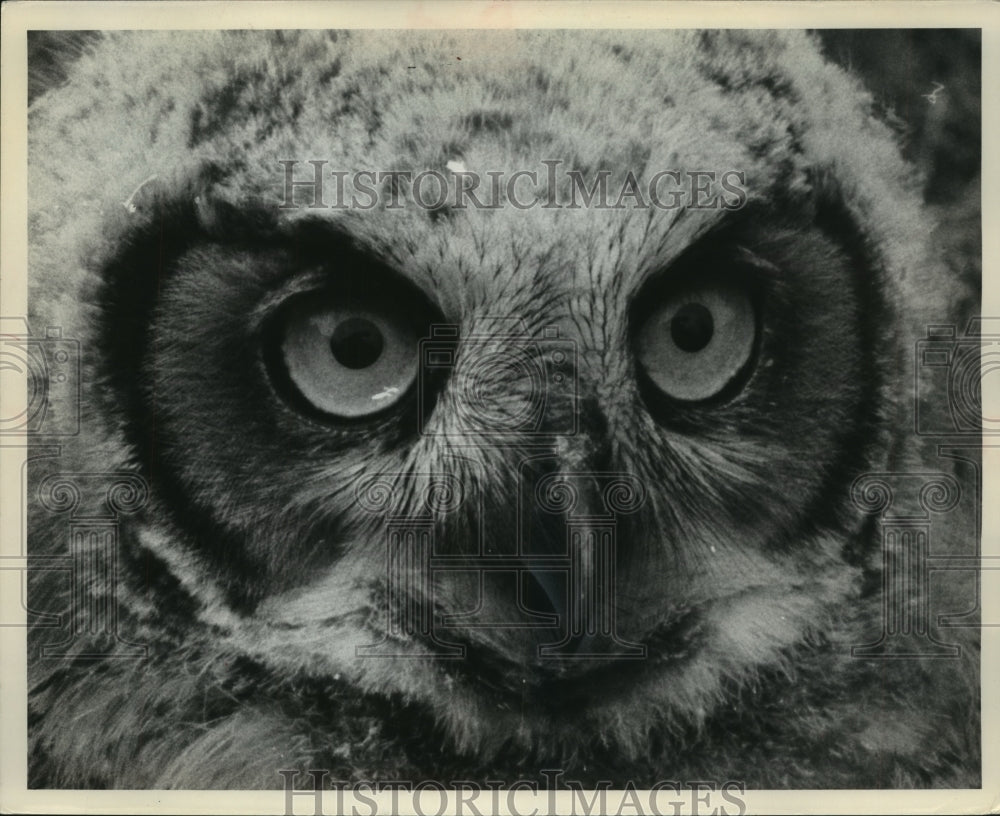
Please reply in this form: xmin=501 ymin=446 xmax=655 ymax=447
xmin=268 ymin=294 xmax=423 ymax=420
xmin=634 ymin=279 xmax=758 ymax=404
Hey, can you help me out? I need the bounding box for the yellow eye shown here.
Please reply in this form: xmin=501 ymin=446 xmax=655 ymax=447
xmin=635 ymin=283 xmax=756 ymax=403
xmin=279 ymin=297 xmax=420 ymax=419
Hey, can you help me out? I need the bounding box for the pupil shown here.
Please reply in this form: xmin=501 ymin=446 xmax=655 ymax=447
xmin=330 ymin=318 xmax=384 ymax=369
xmin=670 ymin=303 xmax=714 ymax=352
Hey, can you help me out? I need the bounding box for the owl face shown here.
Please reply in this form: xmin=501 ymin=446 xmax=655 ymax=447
xmin=30 ymin=29 xmax=932 ymax=756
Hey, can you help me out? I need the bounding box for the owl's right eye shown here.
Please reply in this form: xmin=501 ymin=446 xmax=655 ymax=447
xmin=634 ymin=280 xmax=758 ymax=403
xmin=266 ymin=289 xmax=432 ymax=421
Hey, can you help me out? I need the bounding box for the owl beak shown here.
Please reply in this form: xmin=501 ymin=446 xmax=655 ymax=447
xmin=521 ymin=471 xmax=646 ymax=664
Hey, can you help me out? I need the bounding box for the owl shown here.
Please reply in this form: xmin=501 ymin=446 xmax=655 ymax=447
xmin=23 ymin=28 xmax=980 ymax=790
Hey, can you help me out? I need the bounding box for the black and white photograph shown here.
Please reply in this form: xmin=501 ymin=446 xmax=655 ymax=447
xmin=1 ymin=2 xmax=995 ymax=813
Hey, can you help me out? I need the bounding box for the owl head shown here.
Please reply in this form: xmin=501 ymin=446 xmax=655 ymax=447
xmin=26 ymin=29 xmax=977 ymax=786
